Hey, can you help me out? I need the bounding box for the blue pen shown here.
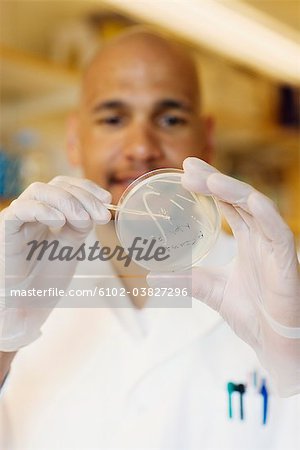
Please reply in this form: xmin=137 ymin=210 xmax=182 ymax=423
xmin=260 ymin=379 xmax=268 ymax=425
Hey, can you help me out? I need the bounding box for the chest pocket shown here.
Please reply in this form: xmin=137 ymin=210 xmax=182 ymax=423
xmin=207 ymin=375 xmax=300 ymax=450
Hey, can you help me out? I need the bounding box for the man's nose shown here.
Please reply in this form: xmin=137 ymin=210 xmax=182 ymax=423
xmin=122 ymin=123 xmax=163 ymax=161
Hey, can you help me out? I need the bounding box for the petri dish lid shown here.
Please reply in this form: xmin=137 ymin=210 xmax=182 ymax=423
xmin=115 ymin=168 xmax=221 ymax=272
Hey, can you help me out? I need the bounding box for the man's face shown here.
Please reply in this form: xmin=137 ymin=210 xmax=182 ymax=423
xmin=72 ymin=40 xmax=207 ymax=205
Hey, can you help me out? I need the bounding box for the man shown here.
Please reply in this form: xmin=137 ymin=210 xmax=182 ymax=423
xmin=0 ymin=29 xmax=299 ymax=449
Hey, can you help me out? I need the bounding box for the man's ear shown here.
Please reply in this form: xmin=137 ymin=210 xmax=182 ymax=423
xmin=66 ymin=112 xmax=81 ymax=166
xmin=201 ymin=116 xmax=215 ymax=164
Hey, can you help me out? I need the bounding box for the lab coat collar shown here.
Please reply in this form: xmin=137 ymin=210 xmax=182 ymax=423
xmin=82 ymin=227 xmax=222 ymax=364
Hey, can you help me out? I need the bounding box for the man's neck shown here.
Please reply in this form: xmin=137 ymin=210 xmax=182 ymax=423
xmin=96 ymin=222 xmax=149 ymax=309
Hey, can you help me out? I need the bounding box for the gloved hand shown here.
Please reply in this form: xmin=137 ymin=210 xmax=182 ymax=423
xmin=0 ymin=176 xmax=111 ymax=352
xmin=148 ymin=157 xmax=300 ymax=396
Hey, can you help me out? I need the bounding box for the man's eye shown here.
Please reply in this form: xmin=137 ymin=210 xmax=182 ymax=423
xmin=159 ymin=115 xmax=187 ymax=127
xmin=97 ymin=116 xmax=123 ymax=126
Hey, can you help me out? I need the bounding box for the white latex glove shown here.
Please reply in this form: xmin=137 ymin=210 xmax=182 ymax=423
xmin=0 ymin=176 xmax=111 ymax=352
xmin=148 ymin=157 xmax=300 ymax=396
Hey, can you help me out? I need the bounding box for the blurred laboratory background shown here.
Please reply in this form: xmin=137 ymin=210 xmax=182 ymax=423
xmin=0 ymin=0 xmax=299 ymax=235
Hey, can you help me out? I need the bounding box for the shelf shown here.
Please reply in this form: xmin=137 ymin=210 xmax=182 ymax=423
xmin=0 ymin=46 xmax=80 ymax=127
xmin=1 ymin=46 xmax=79 ymax=98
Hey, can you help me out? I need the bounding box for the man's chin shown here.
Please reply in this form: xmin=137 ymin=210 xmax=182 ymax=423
xmin=110 ymin=182 xmax=132 ymax=205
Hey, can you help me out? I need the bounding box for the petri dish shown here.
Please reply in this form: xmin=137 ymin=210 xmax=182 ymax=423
xmin=115 ymin=168 xmax=221 ymax=272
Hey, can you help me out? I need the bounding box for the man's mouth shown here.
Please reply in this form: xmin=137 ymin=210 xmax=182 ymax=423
xmin=110 ymin=172 xmax=150 ymax=188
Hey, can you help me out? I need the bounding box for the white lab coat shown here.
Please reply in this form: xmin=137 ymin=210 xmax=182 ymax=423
xmin=0 ymin=230 xmax=299 ymax=450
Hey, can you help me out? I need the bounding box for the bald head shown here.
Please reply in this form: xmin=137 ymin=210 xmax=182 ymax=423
xmin=81 ymin=28 xmax=201 ymax=110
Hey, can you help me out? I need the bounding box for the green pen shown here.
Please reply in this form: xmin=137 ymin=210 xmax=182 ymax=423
xmin=227 ymin=382 xmax=235 ymax=419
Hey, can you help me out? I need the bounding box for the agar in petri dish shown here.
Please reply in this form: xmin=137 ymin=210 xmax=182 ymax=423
xmin=115 ymin=168 xmax=221 ymax=272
